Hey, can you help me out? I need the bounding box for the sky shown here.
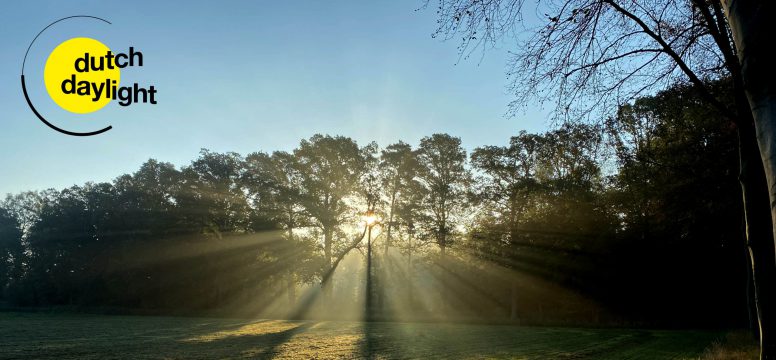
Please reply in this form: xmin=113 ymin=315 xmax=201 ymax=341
xmin=0 ymin=1 xmax=550 ymax=196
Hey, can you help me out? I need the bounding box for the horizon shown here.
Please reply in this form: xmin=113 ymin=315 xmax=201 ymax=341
xmin=2 ymin=1 xmax=767 ymax=358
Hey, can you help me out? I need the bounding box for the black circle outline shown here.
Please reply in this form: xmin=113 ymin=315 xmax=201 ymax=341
xmin=21 ymin=15 xmax=113 ymax=136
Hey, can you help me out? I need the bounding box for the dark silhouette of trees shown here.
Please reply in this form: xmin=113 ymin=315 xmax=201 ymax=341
xmin=0 ymin=99 xmax=753 ymax=330
xmin=0 ymin=207 xmax=22 ymax=300
xmin=469 ymin=124 xmax=608 ymax=321
xmin=243 ymin=151 xmax=309 ymax=307
xmin=604 ymin=81 xmax=746 ymax=328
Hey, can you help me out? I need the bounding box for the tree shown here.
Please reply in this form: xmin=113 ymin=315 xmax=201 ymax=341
xmin=386 ymin=151 xmax=431 ymax=312
xmin=417 ymin=134 xmax=470 ymax=256
xmin=179 ymin=150 xmax=251 ymax=238
xmin=393 ymin=171 xmax=430 ymax=268
xmin=378 ymin=142 xmax=422 ymax=255
xmin=113 ymin=159 xmax=184 ymax=239
xmin=243 ymin=151 xmax=311 ymax=306
xmin=470 ymin=124 xmax=607 ymax=321
xmin=471 ymin=131 xmax=541 ymax=252
xmin=471 ymin=130 xmax=546 ymax=321
xmin=0 ymin=206 xmax=23 ymax=300
xmin=292 ymin=135 xmax=374 ymax=296
xmin=431 ymin=0 xmax=775 ymax=356
xmin=24 ymin=185 xmax=102 ymax=305
xmin=723 ymin=4 xmax=776 ymax=356
xmin=606 ymin=82 xmax=746 ymax=328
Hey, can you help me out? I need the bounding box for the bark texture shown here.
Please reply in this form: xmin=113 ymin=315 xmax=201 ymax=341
xmin=724 ymin=1 xmax=776 ymax=358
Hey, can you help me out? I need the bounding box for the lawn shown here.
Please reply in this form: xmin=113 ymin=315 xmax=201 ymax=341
xmin=0 ymin=311 xmax=722 ymax=359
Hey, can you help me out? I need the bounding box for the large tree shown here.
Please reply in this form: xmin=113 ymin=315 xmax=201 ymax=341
xmin=292 ymin=134 xmax=375 ymax=296
xmin=179 ymin=150 xmax=251 ymax=238
xmin=470 ymin=124 xmax=607 ymax=321
xmin=471 ymin=131 xmax=542 ymax=253
xmin=723 ymin=4 xmax=776 ymax=356
xmin=243 ymin=150 xmax=313 ymax=306
xmin=378 ymin=142 xmax=422 ymax=255
xmin=417 ymin=134 xmax=470 ymax=256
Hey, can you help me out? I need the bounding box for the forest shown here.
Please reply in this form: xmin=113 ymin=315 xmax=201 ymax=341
xmin=0 ymin=81 xmax=750 ymax=328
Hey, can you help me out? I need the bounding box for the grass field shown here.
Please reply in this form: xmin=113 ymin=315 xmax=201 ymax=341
xmin=0 ymin=312 xmax=724 ymax=359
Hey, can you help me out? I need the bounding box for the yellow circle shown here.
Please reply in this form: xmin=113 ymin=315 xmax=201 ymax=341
xmin=44 ymin=37 xmax=120 ymax=114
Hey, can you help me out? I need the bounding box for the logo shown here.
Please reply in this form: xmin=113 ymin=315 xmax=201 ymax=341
xmin=21 ymin=16 xmax=158 ymax=136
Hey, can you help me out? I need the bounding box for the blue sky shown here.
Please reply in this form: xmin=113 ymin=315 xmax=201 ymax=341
xmin=0 ymin=1 xmax=549 ymax=195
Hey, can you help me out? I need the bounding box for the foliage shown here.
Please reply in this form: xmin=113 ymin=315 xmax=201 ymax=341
xmin=0 ymin=86 xmax=749 ymax=325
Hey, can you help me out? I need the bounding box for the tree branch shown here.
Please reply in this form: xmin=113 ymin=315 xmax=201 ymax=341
xmin=564 ymin=48 xmax=663 ymax=77
xmin=602 ymin=0 xmax=736 ymax=120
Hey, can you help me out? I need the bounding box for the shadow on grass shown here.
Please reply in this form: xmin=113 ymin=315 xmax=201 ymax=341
xmin=0 ymin=312 xmax=724 ymax=359
xmin=358 ymin=321 xmax=379 ymax=359
xmin=184 ymin=320 xmax=312 ymax=358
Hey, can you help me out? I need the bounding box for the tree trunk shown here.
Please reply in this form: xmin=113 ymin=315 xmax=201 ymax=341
xmin=386 ymin=194 xmax=395 ymax=256
xmin=724 ymin=1 xmax=776 ymax=358
xmin=287 ymin=222 xmax=296 ymax=309
xmin=286 ymin=272 xmax=296 ymax=308
xmin=440 ymin=228 xmax=447 ymax=256
xmin=366 ymin=225 xmax=373 ymax=321
xmin=737 ymin=112 xmax=776 ymax=359
xmin=510 ymin=279 xmax=518 ymax=322
xmin=747 ymin=248 xmax=760 ymax=339
xmin=323 ymin=228 xmax=333 ymax=303
xmin=324 ymin=228 xmax=333 ymax=268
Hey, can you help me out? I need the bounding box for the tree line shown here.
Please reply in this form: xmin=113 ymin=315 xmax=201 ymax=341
xmin=0 ymin=82 xmax=748 ymax=326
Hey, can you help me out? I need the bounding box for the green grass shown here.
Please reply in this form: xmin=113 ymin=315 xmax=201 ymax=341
xmin=0 ymin=311 xmax=722 ymax=359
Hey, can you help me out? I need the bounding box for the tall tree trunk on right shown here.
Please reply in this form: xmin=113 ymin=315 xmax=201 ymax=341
xmin=737 ymin=111 xmax=776 ymax=359
xmin=724 ymin=1 xmax=776 ymax=358
xmin=746 ymin=249 xmax=759 ymax=338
